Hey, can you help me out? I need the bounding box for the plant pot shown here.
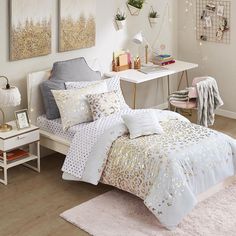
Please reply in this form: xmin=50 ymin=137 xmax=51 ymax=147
xmin=116 ymin=19 xmax=126 ymax=30
xmin=127 ymin=3 xmax=141 ymax=16
xmin=149 ymin=17 xmax=158 ymax=25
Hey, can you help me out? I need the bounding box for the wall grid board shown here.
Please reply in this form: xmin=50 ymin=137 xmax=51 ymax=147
xmin=196 ymin=0 xmax=231 ymax=44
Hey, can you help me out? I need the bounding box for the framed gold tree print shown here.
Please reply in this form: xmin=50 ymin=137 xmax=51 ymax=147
xmin=9 ymin=0 xmax=52 ymax=61
xmin=59 ymin=0 xmax=96 ymax=52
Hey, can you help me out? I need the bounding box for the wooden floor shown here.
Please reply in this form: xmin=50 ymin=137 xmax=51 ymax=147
xmin=0 ymin=115 xmax=236 ymax=236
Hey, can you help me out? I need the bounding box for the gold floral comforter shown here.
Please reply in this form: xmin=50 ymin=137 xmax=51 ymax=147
xmin=101 ymin=120 xmax=236 ymax=229
xmin=62 ymin=109 xmax=236 ymax=230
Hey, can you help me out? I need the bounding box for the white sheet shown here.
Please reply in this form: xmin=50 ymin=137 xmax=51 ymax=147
xmin=37 ymin=115 xmax=76 ymax=141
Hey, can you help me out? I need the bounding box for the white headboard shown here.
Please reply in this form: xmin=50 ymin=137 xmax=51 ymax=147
xmin=27 ymin=58 xmax=104 ymax=125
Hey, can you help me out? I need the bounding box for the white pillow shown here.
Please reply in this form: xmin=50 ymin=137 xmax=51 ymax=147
xmin=122 ymin=110 xmax=164 ymax=139
xmin=52 ymin=81 xmax=107 ymax=130
xmin=65 ymin=76 xmax=128 ymax=109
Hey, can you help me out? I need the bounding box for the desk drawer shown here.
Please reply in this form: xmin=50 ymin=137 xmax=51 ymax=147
xmin=1 ymin=130 xmax=39 ymax=151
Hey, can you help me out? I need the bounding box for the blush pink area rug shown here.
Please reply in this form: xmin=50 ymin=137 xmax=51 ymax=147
xmin=60 ymin=185 xmax=236 ymax=236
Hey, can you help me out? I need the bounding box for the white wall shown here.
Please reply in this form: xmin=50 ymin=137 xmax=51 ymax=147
xmin=178 ymin=0 xmax=236 ymax=116
xmin=0 ymin=0 xmax=177 ymax=122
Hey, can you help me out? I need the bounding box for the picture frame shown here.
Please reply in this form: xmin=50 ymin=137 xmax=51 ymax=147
xmin=15 ymin=109 xmax=30 ymax=130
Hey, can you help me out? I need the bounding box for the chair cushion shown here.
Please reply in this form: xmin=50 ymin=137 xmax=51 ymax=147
xmin=170 ymin=100 xmax=197 ymax=109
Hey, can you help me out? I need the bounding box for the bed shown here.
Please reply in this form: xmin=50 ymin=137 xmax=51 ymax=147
xmin=27 ymin=58 xmax=103 ymax=155
xmin=27 ymin=58 xmax=236 ymax=230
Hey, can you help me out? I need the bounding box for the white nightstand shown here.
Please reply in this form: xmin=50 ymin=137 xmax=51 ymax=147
xmin=0 ymin=121 xmax=40 ymax=185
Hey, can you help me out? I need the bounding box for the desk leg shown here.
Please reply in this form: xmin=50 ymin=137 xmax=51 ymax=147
xmin=177 ymin=70 xmax=189 ymax=90
xmin=185 ymin=70 xmax=189 ymax=87
xmin=133 ymin=83 xmax=137 ymax=109
xmin=167 ymin=75 xmax=171 ymax=110
xmin=177 ymin=71 xmax=185 ymax=90
xmin=167 ymin=75 xmax=171 ymax=96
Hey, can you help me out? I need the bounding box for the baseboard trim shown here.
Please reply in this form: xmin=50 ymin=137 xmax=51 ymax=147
xmin=154 ymin=103 xmax=236 ymax=120
xmin=215 ymin=108 xmax=236 ymax=120
xmin=155 ymin=102 xmax=169 ymax=110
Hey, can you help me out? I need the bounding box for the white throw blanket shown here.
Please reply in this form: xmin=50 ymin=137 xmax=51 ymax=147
xmin=197 ymin=77 xmax=224 ymax=127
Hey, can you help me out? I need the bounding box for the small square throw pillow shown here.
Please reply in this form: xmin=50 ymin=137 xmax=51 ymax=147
xmin=87 ymin=90 xmax=122 ymax=121
xmin=52 ymin=81 xmax=107 ymax=130
xmin=122 ymin=110 xmax=164 ymax=139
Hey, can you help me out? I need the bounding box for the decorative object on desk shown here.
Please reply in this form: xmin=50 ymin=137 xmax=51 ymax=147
xmin=9 ymin=0 xmax=52 ymax=61
xmin=15 ymin=109 xmax=30 ymax=130
xmin=0 ymin=76 xmax=21 ymax=132
xmin=196 ymin=0 xmax=230 ymax=44
xmin=59 ymin=0 xmax=96 ymax=52
xmin=132 ymin=31 xmax=154 ymax=67
xmin=112 ymin=50 xmax=132 ymax=72
xmin=134 ymin=56 xmax=141 ymax=70
xmin=115 ymin=10 xmax=126 ymax=30
xmin=149 ymin=6 xmax=159 ymax=26
xmin=152 ymin=54 xmax=175 ymax=66
xmin=127 ymin=0 xmax=145 ymax=16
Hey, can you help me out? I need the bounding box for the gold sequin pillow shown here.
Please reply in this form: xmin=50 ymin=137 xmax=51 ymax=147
xmin=52 ymin=81 xmax=108 ymax=130
xmin=87 ymin=91 xmax=122 ymax=121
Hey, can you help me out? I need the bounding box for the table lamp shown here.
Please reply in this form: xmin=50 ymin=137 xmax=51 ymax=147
xmin=0 ymin=76 xmax=21 ymax=132
xmin=132 ymin=31 xmax=154 ymax=67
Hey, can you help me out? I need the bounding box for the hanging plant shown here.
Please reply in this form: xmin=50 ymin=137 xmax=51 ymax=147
xmin=115 ymin=11 xmax=127 ymax=30
xmin=127 ymin=0 xmax=145 ymax=16
xmin=149 ymin=6 xmax=159 ymax=25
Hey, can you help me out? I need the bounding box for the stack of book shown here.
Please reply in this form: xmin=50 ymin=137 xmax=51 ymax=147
xmin=153 ymin=54 xmax=175 ymax=66
xmin=0 ymin=149 xmax=29 ymax=163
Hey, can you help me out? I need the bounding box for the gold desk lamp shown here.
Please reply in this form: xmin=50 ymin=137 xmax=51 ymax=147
xmin=0 ymin=76 xmax=21 ymax=132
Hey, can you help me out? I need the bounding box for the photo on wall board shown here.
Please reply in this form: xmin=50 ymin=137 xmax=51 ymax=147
xmin=9 ymin=0 xmax=52 ymax=61
xmin=59 ymin=0 xmax=96 ymax=52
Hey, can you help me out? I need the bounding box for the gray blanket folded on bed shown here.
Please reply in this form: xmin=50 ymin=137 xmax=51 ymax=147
xmin=197 ymin=77 xmax=223 ymax=127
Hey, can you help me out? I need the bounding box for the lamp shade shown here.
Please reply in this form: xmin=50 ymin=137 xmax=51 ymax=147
xmin=132 ymin=32 xmax=143 ymax=45
xmin=0 ymin=87 xmax=21 ymax=107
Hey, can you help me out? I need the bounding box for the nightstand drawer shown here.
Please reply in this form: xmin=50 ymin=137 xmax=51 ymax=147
xmin=0 ymin=130 xmax=39 ymax=151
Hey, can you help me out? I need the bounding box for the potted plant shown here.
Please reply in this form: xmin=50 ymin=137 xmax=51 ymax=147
xmin=149 ymin=8 xmax=159 ymax=25
xmin=127 ymin=0 xmax=145 ymax=16
xmin=115 ymin=12 xmax=127 ymax=30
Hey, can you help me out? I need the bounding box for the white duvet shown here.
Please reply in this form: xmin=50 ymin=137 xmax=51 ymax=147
xmin=62 ymin=109 xmax=236 ymax=229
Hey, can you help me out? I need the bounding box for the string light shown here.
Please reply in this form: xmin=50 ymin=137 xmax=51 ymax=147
xmin=182 ymin=0 xmax=207 ymax=64
xmin=185 ymin=0 xmax=193 ymax=14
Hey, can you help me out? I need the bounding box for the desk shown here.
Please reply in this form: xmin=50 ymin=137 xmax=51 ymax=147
xmin=106 ymin=60 xmax=198 ymax=109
